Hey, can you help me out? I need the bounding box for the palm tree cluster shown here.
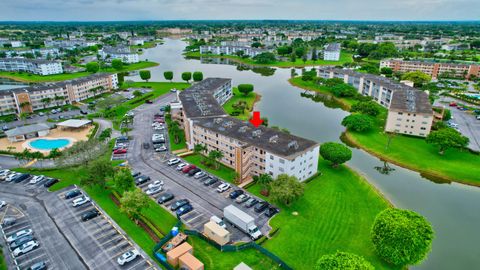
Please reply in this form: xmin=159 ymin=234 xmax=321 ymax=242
xmin=193 ymin=143 xmax=224 ymax=170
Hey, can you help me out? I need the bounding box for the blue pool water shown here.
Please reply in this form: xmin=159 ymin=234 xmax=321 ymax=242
xmin=29 ymin=138 xmax=70 ymax=150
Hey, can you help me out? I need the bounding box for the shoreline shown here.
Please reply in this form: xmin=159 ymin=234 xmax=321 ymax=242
xmin=289 ymin=76 xmax=480 ymax=188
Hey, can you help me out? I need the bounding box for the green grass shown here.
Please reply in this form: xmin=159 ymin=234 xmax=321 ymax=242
xmin=0 ymin=61 xmax=158 ymax=83
xmin=185 ymin=51 xmax=353 ymax=68
xmin=130 ymin=41 xmax=157 ymax=50
xmin=183 ymin=154 xmax=237 ymax=182
xmin=222 ymin=87 xmax=258 ymax=120
xmin=0 ymin=247 xmax=7 ymax=270
xmin=247 ymin=159 xmax=397 ymax=270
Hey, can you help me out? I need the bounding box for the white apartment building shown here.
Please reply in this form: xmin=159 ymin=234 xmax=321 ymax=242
xmin=199 ymin=45 xmax=270 ymax=58
xmin=385 ymin=90 xmax=433 ymax=137
xmin=323 ymin=43 xmax=341 ymax=61
xmin=0 ymin=73 xmax=117 ymax=115
xmin=99 ymin=46 xmax=139 ymax=64
xmin=318 ymin=67 xmax=434 ymax=137
xmin=10 ymin=41 xmax=24 ymax=48
xmin=0 ymin=58 xmax=63 ymax=75
xmin=178 ymin=78 xmax=319 ymax=182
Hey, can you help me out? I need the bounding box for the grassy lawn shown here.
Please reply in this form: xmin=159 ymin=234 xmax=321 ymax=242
xmin=185 ymin=51 xmax=353 ymax=68
xmin=130 ymin=41 xmax=157 ymax=50
xmin=0 ymin=61 xmax=158 ymax=83
xmin=247 ymin=159 xmax=397 ymax=270
xmin=0 ymin=247 xmax=6 ymax=270
xmin=290 ymin=76 xmax=480 ymax=186
xmin=182 ymin=154 xmax=237 ymax=182
xmin=222 ymin=87 xmax=258 ymax=121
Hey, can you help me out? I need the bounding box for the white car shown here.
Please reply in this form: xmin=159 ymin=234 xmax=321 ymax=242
xmin=155 ymin=145 xmax=167 ymax=152
xmin=210 ymin=215 xmax=227 ymax=229
xmin=5 ymin=173 xmax=20 ymax=182
xmin=117 ymin=249 xmax=139 ymax=265
xmin=176 ymin=163 xmax=187 ymax=171
xmin=13 ymin=240 xmax=39 ymax=257
xmin=0 ymin=169 xmax=10 ymax=179
xmin=146 ymin=186 xmax=163 ymax=195
xmin=216 ymin=183 xmax=231 ymax=193
xmin=29 ymin=175 xmax=45 ymax=184
xmin=194 ymin=171 xmax=207 ymax=179
xmin=148 ymin=180 xmax=164 ymax=189
xmin=7 ymin=229 xmax=33 ymax=243
xmin=0 ymin=200 xmax=6 ymax=209
xmin=167 ymin=158 xmax=181 ymax=166
xmin=72 ymin=196 xmax=90 ymax=207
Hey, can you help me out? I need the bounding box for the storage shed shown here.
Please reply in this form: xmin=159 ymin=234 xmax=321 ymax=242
xmin=5 ymin=123 xmax=50 ymax=142
xmin=203 ymin=221 xmax=230 ymax=246
xmin=166 ymin=242 xmax=193 ymax=267
xmin=179 ymin=252 xmax=204 ymax=270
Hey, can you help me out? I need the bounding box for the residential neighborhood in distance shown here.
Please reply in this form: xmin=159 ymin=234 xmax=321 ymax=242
xmin=0 ymin=1 xmax=479 ymax=270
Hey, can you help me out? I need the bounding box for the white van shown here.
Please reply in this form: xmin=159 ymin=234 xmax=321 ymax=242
xmin=210 ymin=215 xmax=227 ymax=229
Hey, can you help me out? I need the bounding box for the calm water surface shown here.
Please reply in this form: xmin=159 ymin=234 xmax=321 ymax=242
xmin=128 ymin=39 xmax=480 ymax=270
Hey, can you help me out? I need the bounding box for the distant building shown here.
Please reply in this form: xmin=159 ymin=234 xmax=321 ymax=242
xmin=441 ymin=43 xmax=470 ymax=51
xmin=99 ymin=46 xmax=139 ymax=64
xmin=0 ymin=58 xmax=63 ymax=75
xmin=5 ymin=123 xmax=50 ymax=142
xmin=0 ymin=73 xmax=117 ymax=114
xmin=199 ymin=45 xmax=270 ymax=58
xmin=380 ymin=59 xmax=480 ymax=79
xmin=44 ymin=39 xmax=97 ymax=49
xmin=318 ymin=67 xmax=433 ymax=137
xmin=157 ymin=28 xmax=193 ymax=36
xmin=10 ymin=41 xmax=24 ymax=48
xmin=178 ymin=78 xmax=319 ymax=182
xmin=385 ymin=90 xmax=433 ymax=137
xmin=323 ymin=43 xmax=341 ymax=61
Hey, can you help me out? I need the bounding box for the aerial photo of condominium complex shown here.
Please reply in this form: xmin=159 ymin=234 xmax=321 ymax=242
xmin=0 ymin=2 xmax=479 ymax=270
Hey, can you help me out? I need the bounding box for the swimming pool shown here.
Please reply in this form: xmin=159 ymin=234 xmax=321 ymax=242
xmin=29 ymin=138 xmax=71 ymax=150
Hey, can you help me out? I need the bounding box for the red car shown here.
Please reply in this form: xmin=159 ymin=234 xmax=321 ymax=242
xmin=182 ymin=165 xmax=197 ymax=173
xmin=113 ymin=149 xmax=127 ymax=154
xmin=154 ymin=119 xmax=164 ymax=123
xmin=449 ymin=102 xmax=457 ymax=107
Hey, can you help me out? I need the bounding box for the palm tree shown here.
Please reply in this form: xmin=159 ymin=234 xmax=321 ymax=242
xmin=120 ymin=127 xmax=130 ymax=137
xmin=54 ymin=95 xmax=65 ymax=107
xmin=40 ymin=97 xmax=52 ymax=109
xmin=19 ymin=112 xmax=29 ymax=125
xmin=193 ymin=144 xmax=206 ymax=155
xmin=256 ymin=174 xmax=273 ymax=195
xmin=208 ymin=150 xmax=224 ymax=170
xmin=19 ymin=101 xmax=31 ymax=113
xmin=170 ymin=121 xmax=181 ymax=144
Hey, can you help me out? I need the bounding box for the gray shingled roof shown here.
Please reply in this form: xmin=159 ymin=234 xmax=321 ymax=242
xmin=389 ymin=89 xmax=433 ymax=114
xmin=5 ymin=123 xmax=50 ymax=137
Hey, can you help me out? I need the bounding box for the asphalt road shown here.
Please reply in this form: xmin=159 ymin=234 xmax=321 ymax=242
xmin=127 ymin=93 xmax=273 ymax=242
xmin=435 ymin=96 xmax=480 ymax=151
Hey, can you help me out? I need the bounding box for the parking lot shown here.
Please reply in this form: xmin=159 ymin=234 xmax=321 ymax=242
xmin=128 ymin=93 xmax=276 ymax=242
xmin=0 ymin=172 xmax=157 ymax=270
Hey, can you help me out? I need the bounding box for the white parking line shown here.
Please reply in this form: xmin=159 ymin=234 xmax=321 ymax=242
xmin=124 ymin=258 xmax=145 ymax=270
xmin=17 ymin=253 xmax=48 ymax=267
xmin=184 ymin=212 xmax=204 ymax=224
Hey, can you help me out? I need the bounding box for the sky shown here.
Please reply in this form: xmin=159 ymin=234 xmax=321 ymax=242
xmin=1 ymin=0 xmax=479 ymax=21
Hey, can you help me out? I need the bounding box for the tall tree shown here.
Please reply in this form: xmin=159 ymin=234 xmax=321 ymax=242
xmin=113 ymin=168 xmax=135 ymax=194
xmin=81 ymin=159 xmax=114 ymax=188
xmin=163 ymin=71 xmax=174 ymax=82
xmin=40 ymin=97 xmax=52 ymax=109
xmin=341 ymin=114 xmax=374 ymax=132
xmin=320 ymin=142 xmax=352 ymax=168
xmin=371 ymin=208 xmax=434 ymax=267
xmin=192 ymin=71 xmax=203 ymax=82
xmin=86 ymin=61 xmax=100 ymax=73
xmin=120 ymin=189 xmax=150 ymax=224
xmin=401 ymin=71 xmax=431 ymax=87
xmin=315 ymin=252 xmax=374 ymax=270
xmin=269 ymin=174 xmax=304 ymax=206
xmin=139 ymin=70 xmax=151 ymax=82
xmin=256 ymin=173 xmax=273 ymax=195
xmin=111 ymin=59 xmax=123 ymax=70
xmin=426 ymin=128 xmax=469 ymax=155
xmin=208 ymin=150 xmax=224 ymax=169
xmin=237 ymin=84 xmax=254 ymax=96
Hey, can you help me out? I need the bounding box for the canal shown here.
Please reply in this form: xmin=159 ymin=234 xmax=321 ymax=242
xmin=128 ymin=38 xmax=480 ymax=270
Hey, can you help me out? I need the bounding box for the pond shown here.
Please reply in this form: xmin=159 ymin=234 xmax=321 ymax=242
xmin=127 ymin=38 xmax=480 ymax=270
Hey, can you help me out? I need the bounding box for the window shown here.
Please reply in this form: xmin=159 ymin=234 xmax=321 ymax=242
xmin=420 ymin=127 xmax=426 ymax=130
xmin=398 ymin=112 xmax=403 ymax=115
xmin=279 ymin=159 xmax=285 ymax=164
xmin=270 ymin=155 xmax=274 ymax=160
xmin=279 ymin=167 xmax=284 ymax=172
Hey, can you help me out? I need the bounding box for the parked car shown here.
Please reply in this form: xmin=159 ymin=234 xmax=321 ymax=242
xmin=72 ymin=196 xmax=90 ymax=207
xmin=254 ymin=201 xmax=269 ymax=213
xmin=113 ymin=149 xmax=127 ymax=154
xmin=43 ymin=178 xmax=59 ymax=188
xmin=145 ymin=100 xmax=153 ymax=104
xmin=176 ymin=163 xmax=187 ymax=171
xmin=2 ymin=217 xmax=16 ymax=226
xmin=182 ymin=165 xmax=197 ymax=174
xmin=26 ymin=261 xmax=47 ymax=270
xmin=143 ymin=142 xmax=150 ymax=149
xmin=13 ymin=173 xmax=31 ymax=183
xmin=81 ymin=209 xmax=100 ymax=221
xmin=29 ymin=175 xmax=45 ymax=184
xmin=216 ymin=183 xmax=231 ymax=193
xmin=229 ymin=189 xmax=244 ymax=199
xmin=80 ymin=110 xmax=88 ymax=115
xmin=135 ymin=175 xmax=151 ymax=185
xmin=170 ymin=199 xmax=189 ymax=211
xmin=244 ymin=198 xmax=259 ymax=208
xmin=0 ymin=200 xmax=6 ymax=209
xmin=187 ymin=168 xmax=201 ymax=177
xmin=167 ymin=158 xmax=181 ymax=166
xmin=265 ymin=206 xmax=280 ymax=217
xmin=157 ymin=193 xmax=174 ymax=204
xmin=117 ymin=249 xmax=139 ymax=265
xmin=64 ymin=189 xmax=82 ymax=199
xmin=235 ymin=194 xmax=250 ymax=204
xmin=7 ymin=229 xmax=33 ymax=243
xmin=193 ymin=171 xmax=207 ymax=179
xmin=13 ymin=240 xmax=39 ymax=257
xmin=154 ymin=145 xmax=167 ymax=152
xmin=146 ymin=186 xmax=163 ymax=195
xmin=176 ymin=204 xmax=193 ymax=216
xmin=210 ymin=215 xmax=227 ymax=229
xmin=10 ymin=235 xmax=35 ymax=249
xmin=449 ymin=102 xmax=457 ymax=107
xmin=203 ymin=177 xmax=218 ymax=186
xmin=131 ymin=171 xmax=141 ymax=178
xmin=148 ymin=180 xmax=164 ymax=189
xmin=476 ymin=115 xmax=480 ymax=120
xmin=5 ymin=172 xmax=20 ymax=182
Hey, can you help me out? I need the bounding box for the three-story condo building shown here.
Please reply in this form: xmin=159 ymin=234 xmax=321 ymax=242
xmin=0 ymin=58 xmax=63 ymax=75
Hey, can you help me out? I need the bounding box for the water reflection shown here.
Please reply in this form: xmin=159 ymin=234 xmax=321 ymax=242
xmin=198 ymin=57 xmax=276 ymax=77
xmin=374 ymin=161 xmax=396 ymax=175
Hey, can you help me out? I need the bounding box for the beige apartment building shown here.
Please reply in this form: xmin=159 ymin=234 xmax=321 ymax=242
xmin=178 ymin=78 xmax=319 ymax=183
xmin=380 ymin=59 xmax=480 ymax=79
xmin=385 ymin=90 xmax=433 ymax=137
xmin=0 ymin=73 xmax=117 ymax=115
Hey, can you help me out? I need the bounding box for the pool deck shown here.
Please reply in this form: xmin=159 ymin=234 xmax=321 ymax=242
xmin=0 ymin=126 xmax=92 ymax=154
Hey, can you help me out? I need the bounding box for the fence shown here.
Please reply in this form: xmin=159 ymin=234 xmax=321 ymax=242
xmin=152 ymin=220 xmax=183 ymax=270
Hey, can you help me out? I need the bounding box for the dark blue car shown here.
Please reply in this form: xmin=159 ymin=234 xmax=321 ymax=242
xmin=176 ymin=204 xmax=193 ymax=217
